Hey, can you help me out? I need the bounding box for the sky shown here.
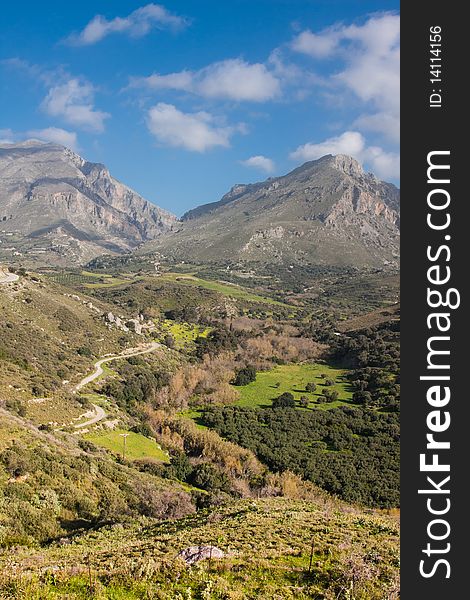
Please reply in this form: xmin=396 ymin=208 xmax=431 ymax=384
xmin=0 ymin=1 xmax=399 ymax=216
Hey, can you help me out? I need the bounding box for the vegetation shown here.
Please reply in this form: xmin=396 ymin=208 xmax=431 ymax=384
xmin=331 ymin=321 xmax=400 ymax=412
xmin=0 ymin=497 xmax=399 ymax=600
xmin=202 ymin=405 xmax=399 ymax=507
xmin=234 ymin=363 xmax=353 ymax=409
xmin=0 ymin=265 xmax=400 ymax=597
xmin=84 ymin=430 xmax=170 ymax=463
xmin=232 ymin=365 xmax=257 ymax=386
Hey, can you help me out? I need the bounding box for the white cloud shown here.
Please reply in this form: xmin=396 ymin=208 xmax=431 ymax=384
xmin=240 ymin=155 xmax=275 ymax=173
xmin=291 ymin=131 xmax=365 ymax=161
xmin=290 ymin=131 xmax=399 ymax=180
xmin=130 ymin=58 xmax=281 ymax=102
xmin=42 ymin=79 xmax=110 ymax=132
xmin=0 ymin=128 xmax=15 ymax=144
xmin=291 ymin=14 xmax=400 ymax=143
xmin=67 ymin=4 xmax=188 ymax=46
xmin=27 ymin=127 xmax=78 ymax=150
xmin=353 ymin=112 xmax=400 ymax=144
xmin=291 ymin=28 xmax=340 ymax=58
xmin=147 ymin=103 xmax=239 ymax=152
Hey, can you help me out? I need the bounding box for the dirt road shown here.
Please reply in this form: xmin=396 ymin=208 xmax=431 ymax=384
xmin=74 ymin=342 xmax=162 ymax=391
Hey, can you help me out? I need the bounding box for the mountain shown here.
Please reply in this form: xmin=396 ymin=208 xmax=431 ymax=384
xmin=143 ymin=154 xmax=400 ymax=268
xmin=0 ymin=140 xmax=176 ymax=265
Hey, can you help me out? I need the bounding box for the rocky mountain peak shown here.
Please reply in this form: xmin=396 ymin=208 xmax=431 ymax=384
xmin=0 ymin=141 xmax=177 ymax=266
xmin=331 ymin=154 xmax=365 ymax=177
xmin=144 ymin=153 xmax=400 ymax=269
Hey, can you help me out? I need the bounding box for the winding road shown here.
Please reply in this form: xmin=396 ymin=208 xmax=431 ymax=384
xmin=74 ymin=342 xmax=162 ymax=392
xmin=74 ymin=404 xmax=107 ymax=429
xmin=73 ymin=342 xmax=162 ymax=428
xmin=0 ymin=271 xmax=19 ymax=284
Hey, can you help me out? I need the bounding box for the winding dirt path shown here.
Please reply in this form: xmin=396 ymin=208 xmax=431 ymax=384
xmin=74 ymin=404 xmax=107 ymax=429
xmin=74 ymin=342 xmax=161 ymax=392
xmin=72 ymin=342 xmax=161 ymax=429
xmin=0 ymin=271 xmax=19 ymax=284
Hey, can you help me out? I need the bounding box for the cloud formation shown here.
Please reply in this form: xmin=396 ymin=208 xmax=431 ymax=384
xmin=0 ymin=129 xmax=15 ymax=144
xmin=147 ymin=103 xmax=240 ymax=152
xmin=290 ymin=131 xmax=399 ymax=180
xmin=291 ymin=13 xmax=400 ymax=143
xmin=42 ymin=79 xmax=110 ymax=132
xmin=130 ymin=58 xmax=281 ymax=102
xmin=240 ymin=155 xmax=275 ymax=173
xmin=67 ymin=4 xmax=188 ymax=46
xmin=291 ymin=28 xmax=341 ymax=59
xmin=0 ymin=127 xmax=78 ymax=150
xmin=27 ymin=127 xmax=78 ymax=150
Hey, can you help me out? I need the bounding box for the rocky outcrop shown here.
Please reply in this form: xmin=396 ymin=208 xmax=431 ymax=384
xmin=177 ymin=546 xmax=225 ymax=565
xmin=0 ymin=140 xmax=177 ymax=264
xmin=144 ymin=154 xmax=400 ymax=268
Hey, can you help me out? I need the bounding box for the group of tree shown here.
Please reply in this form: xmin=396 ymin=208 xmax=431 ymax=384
xmin=330 ymin=321 xmax=400 ymax=412
xmin=202 ymin=405 xmax=399 ymax=508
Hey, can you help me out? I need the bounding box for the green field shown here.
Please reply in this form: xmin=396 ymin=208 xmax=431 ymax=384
xmin=85 ymin=430 xmax=170 ymax=462
xmin=160 ymin=272 xmax=290 ymax=307
xmin=159 ymin=319 xmax=210 ymax=348
xmin=49 ymin=270 xmax=129 ymax=289
xmin=235 ymin=363 xmax=354 ymax=409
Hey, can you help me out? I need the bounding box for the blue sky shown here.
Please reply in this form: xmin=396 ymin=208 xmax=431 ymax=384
xmin=0 ymin=1 xmax=399 ymax=216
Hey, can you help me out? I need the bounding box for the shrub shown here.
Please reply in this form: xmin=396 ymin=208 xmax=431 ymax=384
xmin=232 ymin=365 xmax=257 ymax=386
xmin=272 ymin=392 xmax=295 ymax=409
xmin=77 ymin=346 xmax=92 ymax=357
xmin=189 ymin=463 xmax=230 ymax=493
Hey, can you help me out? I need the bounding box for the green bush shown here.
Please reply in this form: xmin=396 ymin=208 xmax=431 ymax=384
xmin=233 ymin=365 xmax=257 ymax=386
xmin=272 ymin=392 xmax=295 ymax=409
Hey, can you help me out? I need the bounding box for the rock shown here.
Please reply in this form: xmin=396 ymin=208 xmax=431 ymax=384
xmin=177 ymin=545 xmax=224 ymax=565
xmin=126 ymin=319 xmax=143 ymax=335
xmin=0 ymin=140 xmax=177 ymax=265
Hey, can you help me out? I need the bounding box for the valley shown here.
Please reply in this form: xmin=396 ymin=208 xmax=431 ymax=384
xmin=0 ymin=257 xmax=400 ymax=598
xmin=0 ymin=143 xmax=400 ymax=599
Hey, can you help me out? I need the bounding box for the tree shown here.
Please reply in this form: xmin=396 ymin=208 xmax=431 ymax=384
xmin=189 ymin=463 xmax=230 ymax=492
xmin=77 ymin=346 xmax=92 ymax=357
xmin=272 ymin=392 xmax=295 ymax=409
xmin=299 ymin=396 xmax=310 ymax=408
xmin=233 ymin=366 xmax=257 ymax=386
xmin=324 ymin=378 xmax=335 ymax=386
xmin=324 ymin=389 xmax=339 ymax=401
xmin=306 ymin=382 xmax=317 ymax=393
xmin=164 ymin=334 xmax=175 ymax=349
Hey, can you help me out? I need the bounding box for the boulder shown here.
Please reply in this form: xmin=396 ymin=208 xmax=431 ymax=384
xmin=177 ymin=545 xmax=224 ymax=565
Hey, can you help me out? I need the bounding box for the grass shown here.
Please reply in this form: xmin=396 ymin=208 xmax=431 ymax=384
xmin=25 ymin=396 xmax=86 ymax=426
xmin=0 ymin=497 xmax=399 ymax=599
xmin=159 ymin=319 xmax=210 ymax=349
xmin=84 ymin=429 xmax=170 ymax=463
xmin=48 ymin=270 xmax=130 ymax=289
xmin=159 ymin=272 xmax=291 ymax=307
xmin=235 ymin=363 xmax=355 ymax=409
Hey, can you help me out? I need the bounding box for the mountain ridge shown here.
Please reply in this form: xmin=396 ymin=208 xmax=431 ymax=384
xmin=0 ymin=140 xmax=176 ymax=265
xmin=143 ymin=153 xmax=400 ymax=268
xmin=0 ymin=142 xmax=400 ymax=268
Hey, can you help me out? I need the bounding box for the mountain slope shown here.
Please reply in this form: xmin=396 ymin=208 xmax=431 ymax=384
xmin=144 ymin=154 xmax=400 ymax=268
xmin=0 ymin=140 xmax=176 ymax=265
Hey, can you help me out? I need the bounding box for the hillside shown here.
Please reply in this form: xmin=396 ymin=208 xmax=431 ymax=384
xmin=1 ymin=496 xmax=399 ymax=599
xmin=0 ymin=263 xmax=400 ymax=598
xmin=142 ymin=154 xmax=400 ymax=268
xmin=0 ymin=141 xmax=176 ymax=266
